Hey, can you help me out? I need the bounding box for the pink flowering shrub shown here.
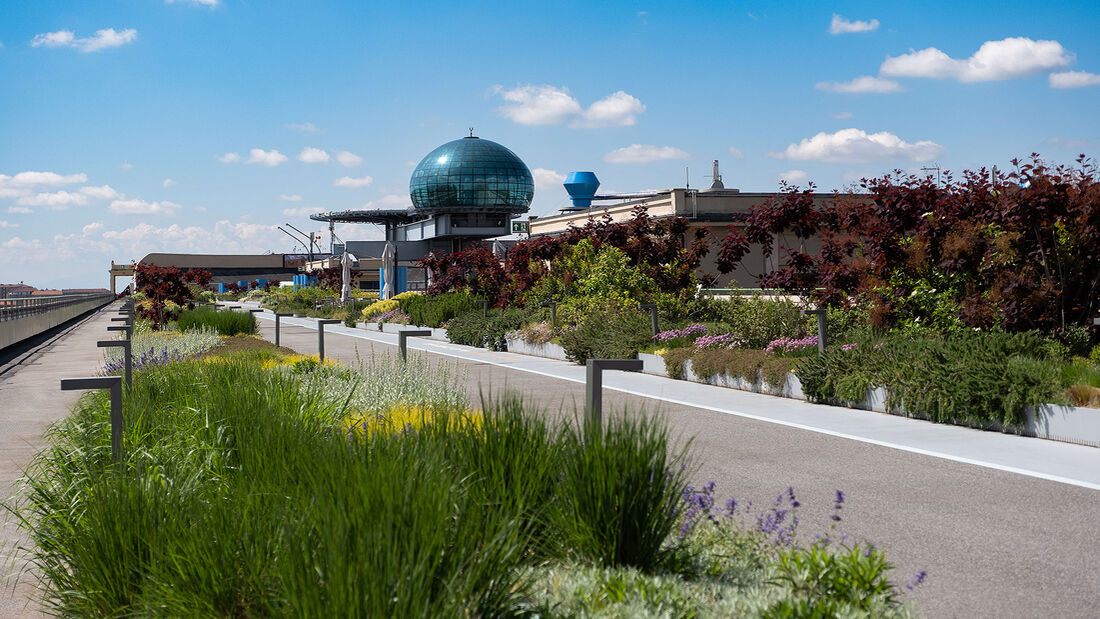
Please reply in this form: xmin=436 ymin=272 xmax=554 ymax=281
xmin=765 ymin=336 xmax=819 ymax=357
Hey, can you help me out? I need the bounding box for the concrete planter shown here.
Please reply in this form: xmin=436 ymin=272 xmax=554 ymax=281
xmin=380 ymin=322 xmax=410 ymax=334
xmin=504 ymin=338 xmax=569 ymax=360
xmin=1025 ymin=404 xmax=1100 ymax=447
xmin=429 ymin=327 xmax=451 ymax=343
xmin=637 ymin=352 xmax=666 ymax=376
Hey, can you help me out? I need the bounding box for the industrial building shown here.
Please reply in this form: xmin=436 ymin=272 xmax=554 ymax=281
xmin=527 ymin=162 xmax=845 ymax=288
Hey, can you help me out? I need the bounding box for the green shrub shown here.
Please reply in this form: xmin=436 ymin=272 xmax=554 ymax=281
xmin=663 ymin=347 xmax=693 ymax=380
xmin=560 ymin=311 xmax=652 ymax=364
xmin=767 ymin=542 xmax=898 ymax=617
xmin=797 ymin=331 xmax=1060 ymax=429
xmin=446 ymin=308 xmax=531 ymax=351
xmin=548 ymin=414 xmax=689 ymax=570
xmin=715 ymin=295 xmax=811 ymax=349
xmin=689 ymin=349 xmax=796 ymax=387
xmin=401 ymin=292 xmax=479 ymax=328
xmin=177 ymin=307 xmax=256 ymax=336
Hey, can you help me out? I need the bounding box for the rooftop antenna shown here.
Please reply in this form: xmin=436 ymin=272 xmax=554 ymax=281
xmin=685 ymin=166 xmax=690 ymax=190
xmin=468 ymin=127 xmax=475 ymax=137
xmin=705 ymin=160 xmax=725 ymax=189
xmin=920 ymin=164 xmax=942 ymax=188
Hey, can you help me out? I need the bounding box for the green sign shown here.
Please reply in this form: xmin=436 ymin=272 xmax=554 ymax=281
xmin=511 ymin=221 xmax=530 ymax=234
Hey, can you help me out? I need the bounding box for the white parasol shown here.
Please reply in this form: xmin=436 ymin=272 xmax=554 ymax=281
xmin=340 ymin=251 xmax=357 ymax=304
xmin=381 ymin=242 xmax=396 ymax=300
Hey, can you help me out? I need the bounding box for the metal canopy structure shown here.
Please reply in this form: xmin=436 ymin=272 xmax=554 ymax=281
xmin=310 ymin=209 xmax=421 ymax=225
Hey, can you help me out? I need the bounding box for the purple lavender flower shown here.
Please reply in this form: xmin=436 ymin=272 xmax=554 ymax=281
xmin=906 ymin=569 xmax=928 ymax=591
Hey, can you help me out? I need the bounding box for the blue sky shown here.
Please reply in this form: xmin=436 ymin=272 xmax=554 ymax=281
xmin=2 ymin=0 xmax=1098 ymax=288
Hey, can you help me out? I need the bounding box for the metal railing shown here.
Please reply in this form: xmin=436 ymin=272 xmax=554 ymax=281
xmin=0 ymin=293 xmax=115 ymax=322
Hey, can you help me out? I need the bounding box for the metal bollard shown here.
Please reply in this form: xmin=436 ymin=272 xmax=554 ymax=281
xmin=639 ymin=304 xmax=659 ymax=337
xmin=539 ymin=301 xmax=557 ymax=326
xmin=398 ymin=329 xmax=432 ymax=362
xmin=316 ymin=319 xmax=342 ymax=362
xmin=61 ymin=376 xmax=123 ymax=462
xmin=274 ymin=312 xmax=292 ymax=347
xmin=585 ymin=359 xmax=644 ymax=424
xmin=801 ymin=309 xmax=828 ymax=355
xmin=107 ymin=323 xmax=132 ymax=341
xmin=97 ymin=339 xmax=132 ymax=388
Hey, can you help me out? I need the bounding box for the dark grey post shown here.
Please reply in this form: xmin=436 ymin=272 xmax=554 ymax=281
xmin=540 ymin=301 xmax=557 ymax=326
xmin=61 ymin=376 xmax=123 ymax=463
xmin=110 ymin=317 xmax=128 ymax=322
xmin=274 ymin=312 xmax=292 ymax=347
xmin=639 ymin=304 xmax=659 ymax=337
xmin=398 ymin=329 xmax=432 ymax=362
xmin=316 ymin=319 xmax=341 ymax=362
xmin=107 ymin=323 xmax=132 ymax=341
xmin=477 ymin=299 xmax=489 ymax=317
xmin=801 ymin=309 xmax=828 ymax=355
xmin=585 ymin=359 xmax=644 ymax=424
xmin=97 ymin=339 xmax=132 ymax=388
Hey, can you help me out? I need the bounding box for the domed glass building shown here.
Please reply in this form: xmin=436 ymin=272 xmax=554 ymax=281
xmin=410 ymin=137 xmax=533 ymax=213
xmin=311 ymin=134 xmax=534 ymax=294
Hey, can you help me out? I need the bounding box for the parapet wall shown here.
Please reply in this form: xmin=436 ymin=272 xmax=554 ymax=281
xmin=0 ymin=296 xmax=113 ymax=350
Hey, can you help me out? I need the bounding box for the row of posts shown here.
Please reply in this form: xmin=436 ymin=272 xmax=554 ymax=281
xmin=60 ymin=297 xmax=845 ymax=462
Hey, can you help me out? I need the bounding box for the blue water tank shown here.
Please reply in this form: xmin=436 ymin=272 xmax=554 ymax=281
xmin=564 ymin=171 xmax=600 ymax=208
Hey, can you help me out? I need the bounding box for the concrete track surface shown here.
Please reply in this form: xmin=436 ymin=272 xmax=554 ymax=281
xmin=1 ymin=304 xmax=1098 ymax=618
xmin=0 ymin=304 xmax=120 ymax=617
xmin=256 ymin=312 xmax=1100 ymax=619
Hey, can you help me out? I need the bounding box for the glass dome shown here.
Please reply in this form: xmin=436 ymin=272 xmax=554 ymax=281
xmin=409 ymin=137 xmax=534 ymax=213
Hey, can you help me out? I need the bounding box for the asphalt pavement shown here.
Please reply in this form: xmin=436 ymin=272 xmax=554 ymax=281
xmin=254 ymin=311 xmax=1100 ymax=619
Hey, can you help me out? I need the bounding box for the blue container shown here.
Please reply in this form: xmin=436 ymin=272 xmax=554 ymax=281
xmin=564 ymin=171 xmax=600 ymax=208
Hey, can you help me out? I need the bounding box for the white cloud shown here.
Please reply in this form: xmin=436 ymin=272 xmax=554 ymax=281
xmin=603 ymin=144 xmax=691 ymax=164
xmin=1045 ymin=136 xmax=1089 ymax=149
xmin=829 ymin=15 xmax=879 ymax=35
xmin=7 ymin=206 xmax=32 ymax=214
xmin=1 ymin=171 xmax=87 ymax=188
xmin=881 ymin=37 xmax=1072 ymax=82
xmin=297 ymin=147 xmax=330 ymax=163
xmin=364 ymin=194 xmax=409 ymax=209
xmin=832 ymin=111 xmax=854 ymax=119
xmin=283 ymin=206 xmax=324 ymax=217
xmin=31 ymin=28 xmax=137 ymax=53
xmin=286 ymin=121 xmax=318 ymax=133
xmin=728 ymin=146 xmax=744 ymax=159
xmin=335 ymin=150 xmax=363 ymax=167
xmin=779 ymin=170 xmax=809 ymax=184
xmin=493 ymin=85 xmax=646 ymax=128
xmin=246 ymin=148 xmax=288 ymax=166
xmin=279 ymin=194 xmax=303 ymax=201
xmin=531 ymin=168 xmax=565 ymax=190
xmin=17 ymin=191 xmax=89 ymax=209
xmin=109 ymin=199 xmax=181 ymax=215
xmin=166 ymin=0 xmax=219 ymax=7
xmin=162 ymin=178 xmax=176 ymax=187
xmin=816 ymin=76 xmax=903 ymax=93
xmin=80 ymin=185 xmax=123 ymax=200
xmin=1049 ymin=70 xmax=1100 ymax=89
xmin=120 ymin=162 xmax=133 ymax=170
xmin=770 ymin=128 xmax=943 ymax=163
xmin=574 ymin=91 xmax=646 ymax=128
xmin=334 ymin=175 xmax=374 ymax=188
xmin=0 ymin=221 xmax=17 ymax=229
xmin=217 ymin=152 xmax=240 ymax=163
